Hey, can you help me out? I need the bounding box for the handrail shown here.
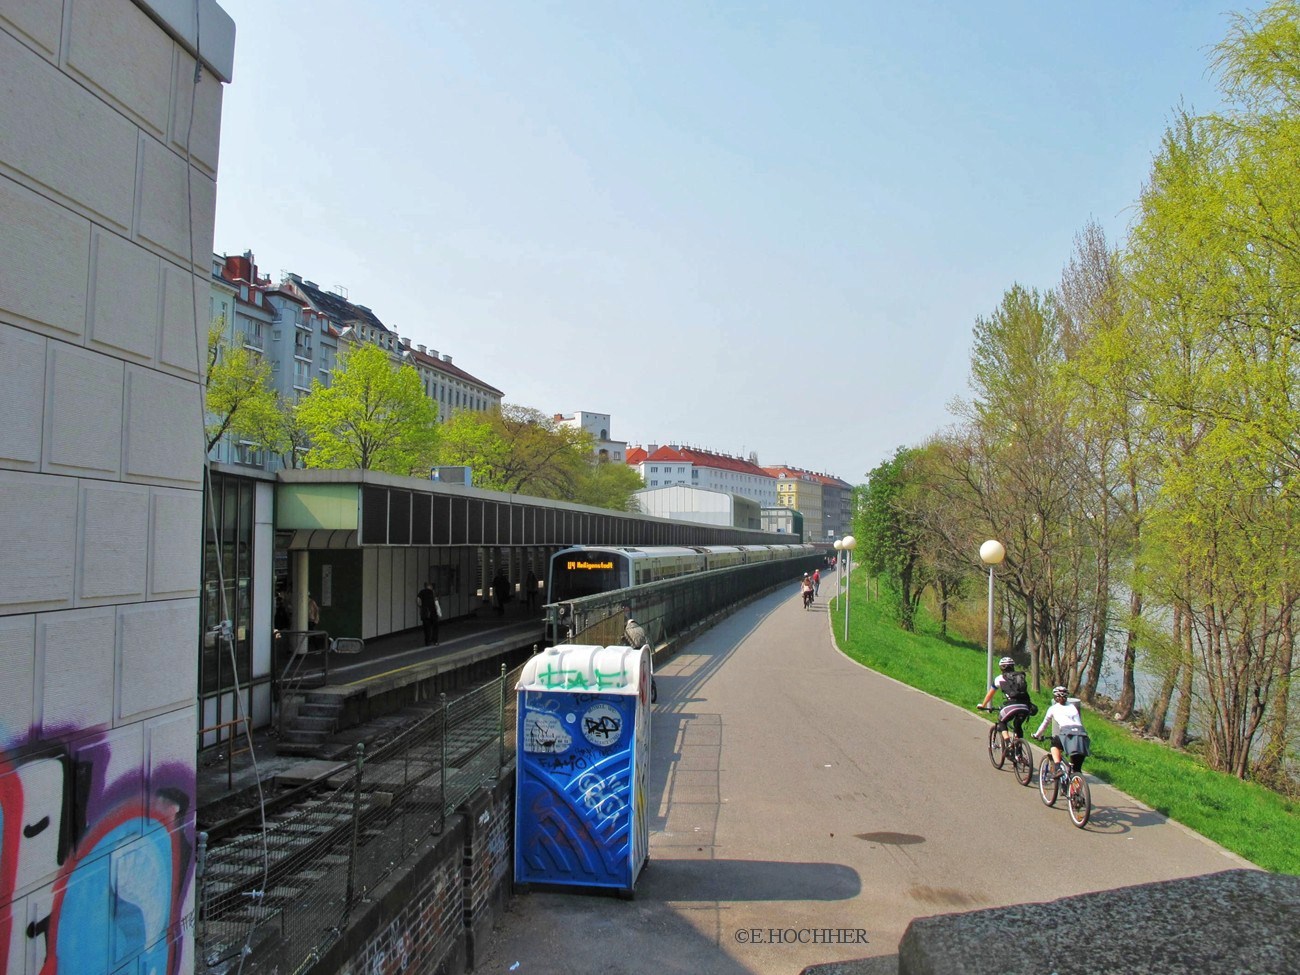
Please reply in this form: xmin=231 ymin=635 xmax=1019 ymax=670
xmin=198 ymin=715 xmax=251 ymax=791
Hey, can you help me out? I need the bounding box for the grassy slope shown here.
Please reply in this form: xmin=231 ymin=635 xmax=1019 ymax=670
xmin=828 ymin=580 xmax=1300 ymax=874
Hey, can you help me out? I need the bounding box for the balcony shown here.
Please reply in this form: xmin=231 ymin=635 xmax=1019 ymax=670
xmin=241 ymin=330 xmax=264 ymax=351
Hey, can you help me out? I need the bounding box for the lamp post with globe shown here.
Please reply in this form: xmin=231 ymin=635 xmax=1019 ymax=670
xmin=980 ymin=539 xmax=1006 ymax=690
xmin=840 ymin=535 xmax=857 ymax=640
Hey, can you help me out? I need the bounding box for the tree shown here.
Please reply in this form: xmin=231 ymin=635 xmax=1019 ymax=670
xmin=437 ymin=405 xmax=592 ymax=498
xmin=858 ymin=447 xmax=928 ymax=631
xmin=573 ymin=456 xmax=645 ymax=511
xmin=295 ymin=342 xmax=438 ymax=474
xmin=204 ymin=321 xmax=285 ymax=455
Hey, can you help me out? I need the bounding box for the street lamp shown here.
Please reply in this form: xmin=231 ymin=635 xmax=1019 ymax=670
xmin=840 ymin=535 xmax=857 ymax=640
xmin=980 ymin=539 xmax=1005 ymax=690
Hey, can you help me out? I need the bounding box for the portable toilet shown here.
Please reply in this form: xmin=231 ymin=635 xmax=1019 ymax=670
xmin=514 ymin=643 xmax=652 ymax=897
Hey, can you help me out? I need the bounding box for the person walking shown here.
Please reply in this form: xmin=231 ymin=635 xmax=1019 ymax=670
xmin=417 ymin=580 xmax=440 ymax=646
xmin=492 ymin=571 xmax=510 ymax=615
xmin=525 ymin=569 xmax=539 ymax=611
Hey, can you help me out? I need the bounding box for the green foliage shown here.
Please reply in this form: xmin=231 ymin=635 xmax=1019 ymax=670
xmin=204 ymin=321 xmax=286 ymax=455
xmin=833 ymin=575 xmax=1300 ymax=874
xmin=295 ymin=343 xmax=438 ymax=474
xmin=574 ymin=457 xmax=645 ymax=511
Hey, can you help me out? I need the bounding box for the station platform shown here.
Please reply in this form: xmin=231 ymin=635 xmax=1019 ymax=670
xmin=196 ymin=601 xmax=548 ymax=821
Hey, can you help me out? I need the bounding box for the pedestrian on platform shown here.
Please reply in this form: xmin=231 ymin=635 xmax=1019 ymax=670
xmin=492 ymin=571 xmax=510 ymax=615
xmin=525 ymin=569 xmax=539 ymax=611
xmin=417 ymin=580 xmax=440 ymax=646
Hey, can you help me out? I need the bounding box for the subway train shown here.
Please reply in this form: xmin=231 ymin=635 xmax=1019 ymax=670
xmin=546 ymin=543 xmax=817 ymax=603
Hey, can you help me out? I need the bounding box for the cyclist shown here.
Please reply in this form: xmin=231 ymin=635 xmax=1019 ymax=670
xmin=978 ymin=656 xmax=1033 ymax=747
xmin=1032 ymin=685 xmax=1091 ymax=774
xmin=800 ymin=573 xmax=814 ymax=608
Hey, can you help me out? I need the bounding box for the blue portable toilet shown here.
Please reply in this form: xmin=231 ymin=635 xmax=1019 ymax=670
xmin=514 ymin=643 xmax=652 ymax=896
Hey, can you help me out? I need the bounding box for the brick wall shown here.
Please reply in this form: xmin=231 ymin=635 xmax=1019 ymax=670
xmin=306 ymin=767 xmax=517 ymax=975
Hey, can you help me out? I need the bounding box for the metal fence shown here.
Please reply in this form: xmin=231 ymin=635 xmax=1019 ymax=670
xmin=546 ymin=556 xmax=819 ymax=650
xmin=197 ymin=663 xmax=521 ymax=974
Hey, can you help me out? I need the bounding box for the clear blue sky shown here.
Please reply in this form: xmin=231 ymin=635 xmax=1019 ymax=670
xmin=212 ymin=0 xmax=1243 ymax=483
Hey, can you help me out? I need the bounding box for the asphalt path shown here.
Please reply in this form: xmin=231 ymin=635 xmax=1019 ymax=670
xmin=476 ymin=584 xmax=1252 ymax=975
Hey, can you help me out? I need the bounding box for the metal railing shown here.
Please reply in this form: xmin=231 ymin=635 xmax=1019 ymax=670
xmin=545 ymin=557 xmax=816 ymax=650
xmin=197 ymin=663 xmax=520 ymax=974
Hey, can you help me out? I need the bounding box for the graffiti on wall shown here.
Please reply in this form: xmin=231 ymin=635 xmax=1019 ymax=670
xmin=0 ymin=730 xmax=193 ymax=975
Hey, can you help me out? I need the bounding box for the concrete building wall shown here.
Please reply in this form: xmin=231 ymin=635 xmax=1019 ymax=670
xmin=0 ymin=2 xmax=234 ymax=972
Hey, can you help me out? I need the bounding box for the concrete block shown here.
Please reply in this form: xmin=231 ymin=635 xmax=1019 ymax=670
xmin=897 ymin=869 xmax=1299 ymax=975
xmin=0 ymin=470 xmax=77 ymax=613
xmin=37 ymin=606 xmax=116 ymax=734
xmin=0 ymin=29 xmax=137 ymax=232
xmin=157 ymin=262 xmax=204 ymax=378
xmin=117 ymin=598 xmax=198 ymax=721
xmin=0 ymin=175 xmax=91 ymax=340
xmin=89 ymin=228 xmax=161 ymax=363
xmin=0 ymin=0 xmax=63 ymax=60
xmin=136 ymin=134 xmax=216 ymax=268
xmin=44 ymin=342 xmax=124 ymax=478
xmin=145 ymin=707 xmax=196 ymax=820
xmin=137 ymin=0 xmax=236 ymax=83
xmin=73 ymin=721 xmax=145 ymax=826
xmin=149 ymin=488 xmax=202 ymax=598
xmin=79 ymin=480 xmax=150 ymax=602
xmin=123 ymin=365 xmax=203 ymax=485
xmin=66 ymin=0 xmax=172 ymax=139
xmin=0 ymin=323 xmax=46 ymax=467
xmin=169 ymin=50 xmax=224 ymax=175
xmin=0 ymin=615 xmax=36 ymax=747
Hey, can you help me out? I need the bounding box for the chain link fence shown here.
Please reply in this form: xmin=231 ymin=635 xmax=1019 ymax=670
xmin=197 ymin=663 xmax=521 ymax=974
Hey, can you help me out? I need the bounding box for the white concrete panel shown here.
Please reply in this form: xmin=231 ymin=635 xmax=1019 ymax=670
xmin=0 ymin=323 xmax=46 ymax=467
xmin=0 ymin=30 xmax=137 ymax=232
xmin=44 ymin=342 xmax=124 ymax=478
xmin=145 ymin=707 xmax=195 ymax=808
xmin=88 ymin=228 xmax=160 ymax=362
xmin=157 ymin=262 xmax=204 ymax=378
xmin=136 ymin=135 xmax=216 ymax=269
xmin=117 ymin=600 xmax=198 ymax=722
xmin=66 ymin=0 xmax=172 ymax=139
xmin=73 ymin=721 xmax=145 ymax=831
xmin=169 ymin=49 xmax=223 ymax=175
xmin=149 ymin=488 xmax=201 ymax=598
xmin=137 ymin=0 xmax=236 ymax=82
xmin=0 ymin=470 xmax=77 ymax=613
xmin=37 ymin=606 xmax=116 ymax=734
xmin=4 ymin=891 xmax=27 ymax=975
xmin=0 ymin=615 xmax=36 ymax=747
xmin=0 ymin=0 xmax=62 ymax=59
xmin=79 ymin=481 xmax=149 ymax=602
xmin=122 ymin=365 xmax=203 ymax=486
xmin=362 ymin=546 xmax=378 ymax=640
xmin=3 ymin=756 xmax=67 ymax=897
xmin=375 ymin=550 xmax=392 ymax=635
xmin=0 ymin=175 xmax=91 ymax=339
xmin=252 ymin=518 xmax=273 ymax=679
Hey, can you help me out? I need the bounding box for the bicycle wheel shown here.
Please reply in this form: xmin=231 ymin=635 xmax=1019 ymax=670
xmin=987 ymin=724 xmax=1006 ymax=769
xmin=1012 ymin=740 xmax=1033 ymax=786
xmin=1067 ymin=773 xmax=1091 ymax=828
xmin=1038 ymin=756 xmax=1059 ymax=806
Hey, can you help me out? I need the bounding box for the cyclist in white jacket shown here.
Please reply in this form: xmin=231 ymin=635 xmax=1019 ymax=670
xmin=1033 ymin=686 xmax=1091 ymax=773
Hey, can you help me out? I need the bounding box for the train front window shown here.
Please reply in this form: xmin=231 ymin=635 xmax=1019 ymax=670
xmin=550 ymin=554 xmax=628 ymax=601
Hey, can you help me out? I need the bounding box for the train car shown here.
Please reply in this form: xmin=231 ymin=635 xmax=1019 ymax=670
xmin=547 ymin=543 xmax=815 ymax=603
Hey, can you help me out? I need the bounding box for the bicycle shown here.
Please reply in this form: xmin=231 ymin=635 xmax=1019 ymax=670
xmin=978 ymin=706 xmax=1033 ymax=785
xmin=802 ymin=588 xmax=814 ymax=609
xmin=1034 ymin=741 xmax=1091 ymax=828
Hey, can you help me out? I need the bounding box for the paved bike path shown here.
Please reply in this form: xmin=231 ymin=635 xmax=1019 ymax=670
xmin=475 ymin=585 xmax=1251 ymax=974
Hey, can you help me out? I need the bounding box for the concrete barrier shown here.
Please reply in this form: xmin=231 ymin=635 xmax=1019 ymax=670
xmin=802 ymin=869 xmax=1300 ymax=975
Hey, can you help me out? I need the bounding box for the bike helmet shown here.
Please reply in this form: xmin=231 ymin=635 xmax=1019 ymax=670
xmin=1052 ymin=685 xmax=1068 ymax=702
xmin=998 ymin=656 xmax=1015 ymax=671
